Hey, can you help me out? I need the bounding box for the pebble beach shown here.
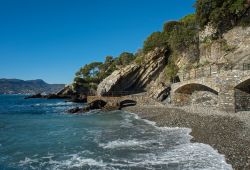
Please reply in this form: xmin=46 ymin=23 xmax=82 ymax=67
xmin=123 ymin=105 xmax=250 ymax=170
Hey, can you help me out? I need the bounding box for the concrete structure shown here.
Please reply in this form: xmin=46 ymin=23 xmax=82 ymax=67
xmin=171 ymin=67 xmax=250 ymax=112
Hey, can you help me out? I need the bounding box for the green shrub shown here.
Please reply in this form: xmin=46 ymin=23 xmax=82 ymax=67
xmin=196 ymin=0 xmax=248 ymax=32
xmin=143 ymin=32 xmax=166 ymax=53
xmin=135 ymin=56 xmax=144 ymax=65
xmin=165 ymin=63 xmax=179 ymax=79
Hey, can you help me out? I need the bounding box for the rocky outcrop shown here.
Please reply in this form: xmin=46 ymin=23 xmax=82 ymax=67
xmin=96 ymin=26 xmax=250 ymax=102
xmin=97 ymin=47 xmax=168 ymax=96
xmin=66 ymin=94 xmax=87 ymax=103
xmin=56 ymin=85 xmax=75 ymax=97
xmin=147 ymin=82 xmax=171 ymax=102
xmin=67 ymin=100 xmax=120 ymax=114
xmin=199 ymin=26 xmax=250 ymax=66
xmin=97 ymin=63 xmax=141 ymax=95
xmin=25 ymin=85 xmax=87 ymax=103
xmin=24 ymin=93 xmax=43 ymax=99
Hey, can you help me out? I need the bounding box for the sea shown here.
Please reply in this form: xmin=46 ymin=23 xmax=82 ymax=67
xmin=0 ymin=95 xmax=232 ymax=170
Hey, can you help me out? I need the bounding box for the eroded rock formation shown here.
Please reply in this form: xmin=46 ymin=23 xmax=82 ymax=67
xmin=97 ymin=47 xmax=169 ymax=98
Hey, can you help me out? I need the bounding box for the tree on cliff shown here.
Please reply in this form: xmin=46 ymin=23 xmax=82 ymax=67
xmin=73 ymin=52 xmax=135 ymax=91
xmin=196 ymin=0 xmax=249 ymax=32
xmin=142 ymin=14 xmax=199 ymax=79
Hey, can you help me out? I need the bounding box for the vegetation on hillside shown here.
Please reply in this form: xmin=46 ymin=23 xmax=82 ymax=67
xmin=73 ymin=52 xmax=135 ymax=91
xmin=142 ymin=14 xmax=199 ymax=79
xmin=196 ymin=0 xmax=250 ymax=32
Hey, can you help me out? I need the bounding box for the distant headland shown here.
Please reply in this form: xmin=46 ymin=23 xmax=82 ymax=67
xmin=0 ymin=78 xmax=65 ymax=94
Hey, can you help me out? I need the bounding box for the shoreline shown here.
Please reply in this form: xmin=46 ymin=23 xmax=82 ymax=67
xmin=122 ymin=105 xmax=250 ymax=170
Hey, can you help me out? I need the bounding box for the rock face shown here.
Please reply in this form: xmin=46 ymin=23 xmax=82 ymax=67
xmin=96 ymin=26 xmax=250 ymax=102
xmin=147 ymin=82 xmax=171 ymax=102
xmin=97 ymin=47 xmax=168 ymax=96
xmin=56 ymin=85 xmax=75 ymax=97
xmin=199 ymin=26 xmax=250 ymax=66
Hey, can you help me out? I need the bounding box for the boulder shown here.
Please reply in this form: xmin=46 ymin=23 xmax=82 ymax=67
xmin=67 ymin=106 xmax=92 ymax=114
xmin=67 ymin=107 xmax=81 ymax=114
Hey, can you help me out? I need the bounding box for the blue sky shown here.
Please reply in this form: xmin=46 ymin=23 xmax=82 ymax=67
xmin=0 ymin=0 xmax=195 ymax=84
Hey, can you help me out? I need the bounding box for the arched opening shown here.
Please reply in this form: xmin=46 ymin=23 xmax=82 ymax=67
xmin=173 ymin=83 xmax=218 ymax=106
xmin=89 ymin=100 xmax=107 ymax=109
xmin=175 ymin=83 xmax=218 ymax=95
xmin=120 ymin=100 xmax=137 ymax=108
xmin=235 ymin=79 xmax=250 ymax=112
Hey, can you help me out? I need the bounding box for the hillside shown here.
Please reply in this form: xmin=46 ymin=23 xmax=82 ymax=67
xmin=58 ymin=0 xmax=250 ymax=100
xmin=0 ymin=79 xmax=65 ymax=94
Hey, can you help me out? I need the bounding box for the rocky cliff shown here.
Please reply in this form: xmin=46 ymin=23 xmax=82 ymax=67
xmin=96 ymin=26 xmax=250 ymax=101
xmin=97 ymin=47 xmax=169 ymax=96
xmin=199 ymin=26 xmax=250 ymax=67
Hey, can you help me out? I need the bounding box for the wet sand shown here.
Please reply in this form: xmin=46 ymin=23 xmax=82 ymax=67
xmin=122 ymin=105 xmax=250 ymax=170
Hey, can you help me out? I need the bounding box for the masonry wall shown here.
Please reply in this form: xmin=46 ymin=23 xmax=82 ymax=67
xmin=171 ymin=70 xmax=250 ymax=112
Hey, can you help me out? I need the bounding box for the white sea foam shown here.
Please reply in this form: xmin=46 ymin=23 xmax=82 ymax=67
xmin=119 ymin=111 xmax=233 ymax=170
xmin=99 ymin=139 xmax=157 ymax=149
xmin=51 ymin=157 xmax=107 ymax=169
xmin=15 ymin=110 xmax=232 ymax=170
xmin=34 ymin=102 xmax=74 ymax=107
xmin=103 ymin=143 xmax=232 ymax=170
xmin=19 ymin=157 xmax=39 ymax=168
xmin=18 ymin=142 xmax=232 ymax=170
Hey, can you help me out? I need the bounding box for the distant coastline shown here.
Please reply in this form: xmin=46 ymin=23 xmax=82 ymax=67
xmin=0 ymin=78 xmax=65 ymax=95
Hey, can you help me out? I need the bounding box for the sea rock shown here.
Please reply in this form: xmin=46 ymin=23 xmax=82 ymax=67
xmin=56 ymin=85 xmax=75 ymax=97
xmin=66 ymin=99 xmax=125 ymax=114
xmin=97 ymin=47 xmax=168 ymax=96
xmin=67 ymin=106 xmax=92 ymax=114
xmin=67 ymin=107 xmax=82 ymax=114
xmin=46 ymin=93 xmax=70 ymax=99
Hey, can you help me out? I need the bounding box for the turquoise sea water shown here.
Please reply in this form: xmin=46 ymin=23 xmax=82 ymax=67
xmin=0 ymin=95 xmax=232 ymax=170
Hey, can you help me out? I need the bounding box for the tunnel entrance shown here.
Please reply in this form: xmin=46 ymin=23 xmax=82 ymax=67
xmin=235 ymin=79 xmax=250 ymax=112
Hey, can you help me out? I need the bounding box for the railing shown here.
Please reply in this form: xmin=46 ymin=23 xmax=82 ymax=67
xmin=87 ymin=91 xmax=145 ymax=97
xmin=243 ymin=63 xmax=250 ymax=71
xmin=176 ymin=63 xmax=250 ymax=82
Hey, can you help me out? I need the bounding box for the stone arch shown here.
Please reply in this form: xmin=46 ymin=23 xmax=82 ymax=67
xmin=173 ymin=83 xmax=219 ymax=106
xmin=120 ymin=99 xmax=137 ymax=108
xmin=235 ymin=77 xmax=250 ymax=93
xmin=89 ymin=100 xmax=107 ymax=109
xmin=175 ymin=83 xmax=219 ymax=95
xmin=235 ymin=78 xmax=250 ymax=111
